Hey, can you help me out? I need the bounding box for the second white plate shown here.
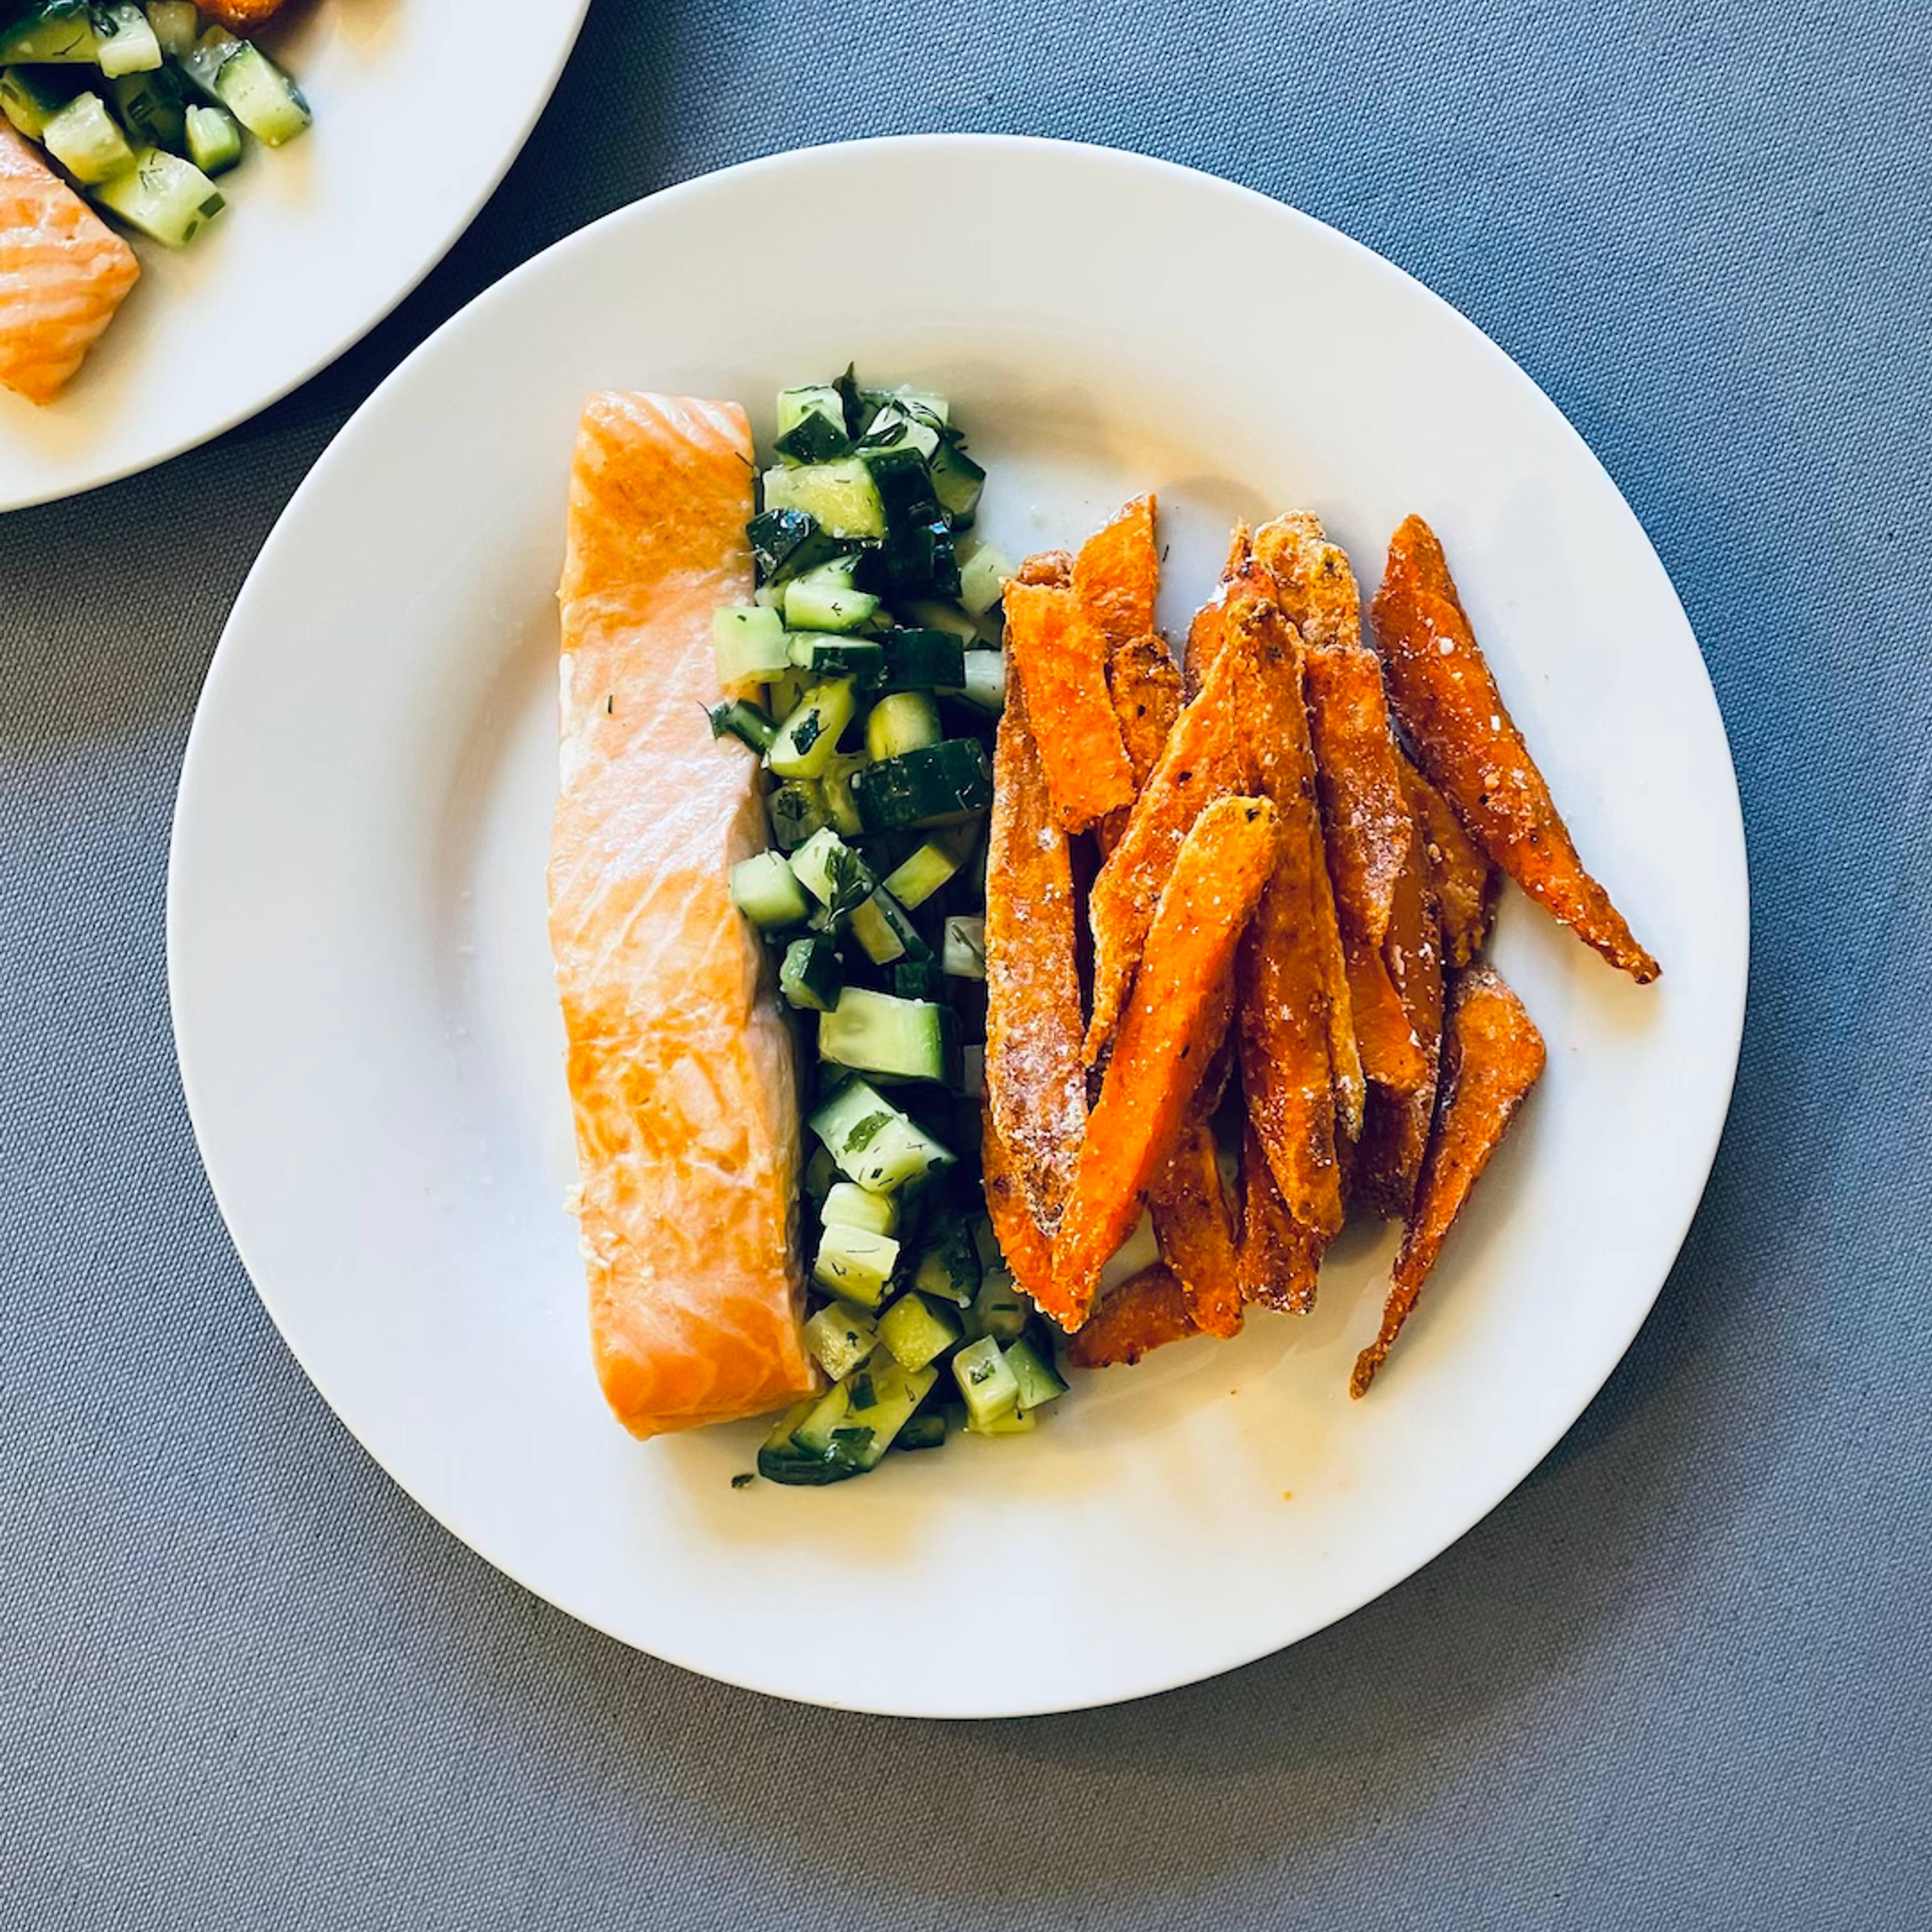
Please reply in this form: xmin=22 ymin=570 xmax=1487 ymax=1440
xmin=169 ymin=135 xmax=1748 ymax=1717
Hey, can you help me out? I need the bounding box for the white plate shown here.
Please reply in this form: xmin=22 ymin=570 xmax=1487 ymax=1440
xmin=168 ymin=136 xmax=1747 ymax=1718
xmin=0 ymin=0 xmax=589 ymax=509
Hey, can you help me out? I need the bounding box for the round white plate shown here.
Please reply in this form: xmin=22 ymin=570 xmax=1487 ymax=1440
xmin=0 ymin=0 xmax=589 ymax=510
xmin=169 ymin=136 xmax=1747 ymax=1718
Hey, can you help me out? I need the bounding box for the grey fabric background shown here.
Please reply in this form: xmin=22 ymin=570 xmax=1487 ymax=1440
xmin=5 ymin=2 xmax=1929 ymax=1925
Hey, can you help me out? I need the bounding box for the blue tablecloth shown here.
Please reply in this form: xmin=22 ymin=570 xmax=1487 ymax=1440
xmin=5 ymin=3 xmax=1926 ymax=1925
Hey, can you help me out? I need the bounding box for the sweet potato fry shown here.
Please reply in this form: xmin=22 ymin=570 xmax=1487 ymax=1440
xmin=1351 ymin=963 xmax=1546 ymax=1395
xmin=985 ymin=674 xmax=1086 ymax=1237
xmin=1253 ymin=512 xmax=1364 ymax=653
xmin=1403 ymin=753 xmax=1499 ymax=968
xmin=1053 ymin=796 xmax=1280 ymax=1328
xmin=1015 ymin=549 xmax=1073 ymax=588
xmin=1149 ymin=1118 xmax=1244 ymax=1337
xmin=1074 ymin=494 xmax=1158 ymax=657
xmin=1373 ymin=516 xmax=1660 ymax=983
xmin=1067 ymin=1264 xmax=1198 ymax=1368
xmin=1183 ymin=525 xmax=1275 ymax=698
xmin=1084 ymin=604 xmax=1253 ymax=1063
xmin=1002 ymin=579 xmax=1136 ymax=834
xmin=981 ymin=1095 xmax=1056 ymax=1307
xmin=1234 ymin=1118 xmax=1321 ymax=1313
xmin=1352 ymin=827 xmax=1445 ymax=1221
xmin=1234 ymin=597 xmax=1346 ymax=1238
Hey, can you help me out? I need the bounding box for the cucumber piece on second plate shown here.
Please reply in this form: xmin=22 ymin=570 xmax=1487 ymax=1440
xmin=1003 ymin=1337 xmax=1068 ymax=1409
xmin=865 ymin=691 xmax=942 ymax=764
xmin=712 ymin=604 xmax=791 ymax=687
xmin=93 ymin=2 xmax=160 ymax=77
xmin=1 ymin=66 xmax=72 ymax=140
xmin=877 ymin=1291 xmax=962 ymax=1372
xmin=767 ymin=677 xmax=859 ymax=780
xmin=801 ymin=1302 xmax=877 ymax=1381
xmin=812 ymin=1222 xmax=901 ymax=1308
xmin=111 ymin=65 xmax=185 ymax=151
xmin=90 ymin=144 xmax=223 ymax=246
xmin=0 ymin=4 xmax=99 ymax=64
xmin=952 ymin=1334 xmax=1020 ymax=1428
xmin=821 ymin=1180 xmax=899 ymax=1237
xmin=778 ymin=934 xmax=843 ymax=1013
xmin=41 ymin=93 xmax=133 ymax=184
xmin=788 ymin=826 xmax=875 ymax=914
xmin=782 ymin=555 xmax=879 ymax=634
xmin=850 ymin=739 xmax=993 ymax=831
xmin=808 ymin=1078 xmax=955 ymax=1194
xmin=762 ymin=459 xmax=887 ymax=541
xmin=912 ymin=1221 xmax=982 ymax=1307
xmin=188 ymin=26 xmax=309 ymax=145
xmin=818 ymin=987 xmax=958 ymax=1085
xmin=728 ymin=850 xmax=811 ymax=932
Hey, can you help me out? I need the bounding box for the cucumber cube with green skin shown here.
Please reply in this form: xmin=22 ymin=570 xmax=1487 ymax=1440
xmin=877 ymin=1293 xmax=963 ymax=1372
xmin=785 ymin=633 xmax=884 ymax=684
xmin=881 ymin=835 xmax=965 ymax=911
xmin=951 ymin=650 xmax=1007 ymax=715
xmin=898 ymin=599 xmax=979 ymax=642
xmin=713 ymin=604 xmax=791 ymax=687
xmin=839 ymin=1357 xmax=940 ymax=1467
xmin=707 ymin=699 xmax=776 ymax=755
xmin=114 ymin=66 xmax=187 ymax=151
xmin=802 ymin=1143 xmax=837 ymax=1206
xmin=865 ymin=691 xmax=942 ymax=764
xmin=952 ymin=1334 xmax=1020 ymax=1427
xmin=791 ymin=1378 xmax=854 ymax=1453
xmin=802 ymin=1302 xmax=877 ymax=1381
xmin=877 ymin=629 xmax=967 ymax=691
xmin=912 ymin=1222 xmax=981 ymax=1307
xmin=893 ymin=960 xmax=945 ymax=1000
xmin=778 ymin=934 xmax=843 ymax=1013
xmin=943 ymin=915 xmax=987 ymax=980
xmin=818 ymin=987 xmax=956 ymax=1085
xmin=756 ymin=1397 xmax=862 ymax=1485
xmin=94 ymin=3 xmax=160 ymax=76
xmin=821 ymin=1181 xmax=898 ymax=1237
xmin=1 ymin=66 xmax=71 ymax=140
xmin=812 ymin=1223 xmax=901 ymax=1308
xmin=90 ymin=145 xmax=223 ymax=248
xmin=783 ymin=557 xmax=880 ymax=635
xmin=767 ymin=677 xmax=859 ymax=780
xmin=894 ymin=1411 xmax=947 ymax=1451
xmin=819 ymin=753 xmax=869 ymax=837
xmin=773 ymin=385 xmax=851 ymax=464
xmin=956 ymin=538 xmax=1018 ymax=617
xmin=39 ymin=93 xmax=131 ymax=183
xmin=729 ymin=851 xmax=811 ymax=932
xmin=808 ymin=1079 xmax=955 ymax=1195
xmin=788 ymin=827 xmax=875 ymax=914
xmin=928 ymin=437 xmax=987 ymax=528
xmin=0 ymin=6 xmax=99 ymax=63
xmin=762 ymin=460 xmax=888 ymax=541
xmin=145 ymin=3 xmax=199 ymax=59
xmin=767 ymin=780 xmax=830 ymax=853
xmin=967 ymin=1267 xmax=1027 ymax=1342
xmin=965 ymin=1404 xmax=1036 ymax=1437
xmin=847 ymin=889 xmax=928 ymax=967
xmin=190 ymin=30 xmax=309 ymax=145
xmin=851 ymin=740 xmax=993 ymax=831
xmin=747 ymin=509 xmax=845 ymax=584
xmin=1003 ymin=1337 xmax=1068 ymax=1409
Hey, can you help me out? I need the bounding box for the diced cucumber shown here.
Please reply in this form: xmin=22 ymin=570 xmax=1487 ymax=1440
xmin=819 ymin=987 xmax=957 ymax=1085
xmin=778 ymin=934 xmax=843 ymax=1012
xmin=865 ymin=691 xmax=942 ymax=763
xmin=767 ymin=668 xmax=809 ymax=722
xmin=762 ymin=459 xmax=887 ymax=541
xmin=90 ymin=144 xmax=222 ymax=246
xmin=791 ymin=1378 xmax=853 ymax=1453
xmin=802 ymin=1302 xmax=876 ymax=1381
xmin=0 ymin=4 xmax=98 ymax=64
xmin=943 ymin=915 xmax=987 ymax=980
xmin=892 ymin=960 xmax=945 ymax=1000
xmin=729 ymin=850 xmax=811 ymax=932
xmin=877 ymin=629 xmax=967 ymax=691
xmin=899 ymin=598 xmax=979 ymax=642
xmin=112 ymin=66 xmax=186 ymax=152
xmin=950 ymin=649 xmax=1008 ymax=716
xmin=803 ymin=1142 xmax=837 ymax=1206
xmin=785 ymin=632 xmax=883 ymax=684
xmin=864 ymin=398 xmax=942 ymax=461
xmin=840 ymin=1358 xmax=940 ymax=1468
xmin=782 ymin=556 xmax=880 ymax=634
xmin=822 ymin=1180 xmax=898 ymax=1237
xmin=952 ymin=1333 xmax=1020 ymax=1428
xmin=812 ymin=1222 xmax=901 ymax=1309
xmin=928 ymin=437 xmax=987 ymax=527
xmin=187 ymin=29 xmax=308 ymax=145
xmin=877 ymin=1292 xmax=962 ymax=1372
xmin=712 ymin=604 xmax=791 ymax=687
xmin=848 ymin=889 xmax=928 ymax=967
xmin=808 ymin=1079 xmax=955 ymax=1195
xmin=707 ymin=698 xmax=776 ymax=755
xmin=41 ymin=93 xmax=133 ymax=183
xmin=144 ymin=3 xmax=198 ymax=60
xmin=862 ymin=384 xmax=949 ymax=426
xmin=1004 ymin=1337 xmax=1068 ymax=1410
xmin=965 ymin=1404 xmax=1036 ymax=1437
xmin=968 ymin=1267 xmax=1028 ymax=1342
xmin=912 ymin=1222 xmax=982 ymax=1307
xmin=894 ymin=1411 xmax=947 ymax=1451
xmin=957 ymin=538 xmax=1018 ymax=617
xmin=767 ymin=779 xmax=830 ymax=852
xmin=881 ymin=834 xmax=965 ymax=910
xmin=819 ymin=752 xmax=868 ymax=837
xmin=753 ymin=583 xmax=785 ymax=611
xmin=866 ymin=446 xmax=958 ymax=595
xmin=767 ymin=677 xmax=859 ymax=780
xmin=1 ymin=66 xmax=70 ymax=139
xmin=94 ymin=3 xmax=160 ymax=76
xmin=747 ymin=508 xmax=844 ymax=584
xmin=773 ymin=384 xmax=850 ymax=464
xmin=851 ymin=739 xmax=992 ymax=831
xmin=788 ymin=827 xmax=875 ymax=915
xmin=757 ymin=1398 xmax=861 ymax=1486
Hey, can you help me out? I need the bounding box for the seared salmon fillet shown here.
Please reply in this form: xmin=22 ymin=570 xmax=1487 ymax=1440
xmin=0 ymin=125 xmax=139 ymax=405
xmin=551 ymin=392 xmax=818 ymax=1438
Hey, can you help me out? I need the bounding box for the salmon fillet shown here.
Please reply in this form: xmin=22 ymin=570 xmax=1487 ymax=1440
xmin=0 ymin=126 xmax=139 ymax=405
xmin=550 ymin=392 xmax=817 ymax=1438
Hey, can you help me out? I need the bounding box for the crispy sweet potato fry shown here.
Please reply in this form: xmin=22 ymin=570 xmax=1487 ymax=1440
xmin=1253 ymin=512 xmax=1364 ymax=653
xmin=1234 ymin=1118 xmax=1321 ymax=1313
xmin=1084 ymin=606 xmax=1253 ymax=1063
xmin=1373 ymin=516 xmax=1660 ymax=983
xmin=1403 ymin=753 xmax=1499 ymax=968
xmin=1183 ymin=525 xmax=1275 ymax=698
xmin=1002 ymin=579 xmax=1136 ymax=834
xmin=1015 ymin=549 xmax=1073 ymax=588
xmin=1067 ymin=1264 xmax=1198 ymax=1368
xmin=1053 ymin=796 xmax=1280 ymax=1328
xmin=1352 ymin=827 xmax=1445 ymax=1221
xmin=1351 ymin=963 xmax=1546 ymax=1395
xmin=985 ymin=674 xmax=1086 ymax=1237
xmin=981 ymin=1094 xmax=1056 ymax=1307
xmin=1149 ymin=1117 xmax=1244 ymax=1337
xmin=1074 ymin=494 xmax=1158 ymax=657
xmin=1099 ymin=635 xmax=1184 ymax=844
xmin=1234 ymin=597 xmax=1347 ymax=1237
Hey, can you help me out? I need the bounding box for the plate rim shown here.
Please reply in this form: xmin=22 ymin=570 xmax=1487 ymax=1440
xmin=168 ymin=131 xmax=1751 ymax=1717
xmin=1 ymin=0 xmax=593 ymax=513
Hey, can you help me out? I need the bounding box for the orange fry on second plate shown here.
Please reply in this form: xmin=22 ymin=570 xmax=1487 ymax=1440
xmin=1403 ymin=752 xmax=1499 ymax=968
xmin=1373 ymin=516 xmax=1660 ymax=983
xmin=1352 ymin=963 xmax=1546 ymax=1396
xmin=1002 ymin=578 xmax=1136 ymax=834
xmin=1052 ymin=795 xmax=1281 ymax=1329
xmin=1066 ymin=1264 xmax=1198 ymax=1369
xmin=1234 ymin=1117 xmax=1321 ymax=1313
xmin=1149 ymin=1117 xmax=1245 ymax=1337
xmin=1074 ymin=493 xmax=1158 ymax=657
xmin=981 ymin=1095 xmax=1056 ymax=1307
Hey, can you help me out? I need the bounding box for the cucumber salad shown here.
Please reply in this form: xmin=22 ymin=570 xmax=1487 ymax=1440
xmin=1 ymin=3 xmax=309 ymax=248
xmin=713 ymin=369 xmax=1069 ymax=1484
